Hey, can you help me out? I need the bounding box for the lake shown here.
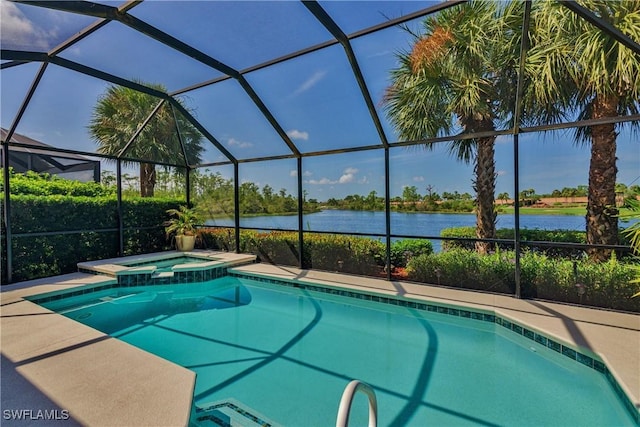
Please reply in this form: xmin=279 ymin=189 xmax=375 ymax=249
xmin=206 ymin=210 xmax=600 ymax=251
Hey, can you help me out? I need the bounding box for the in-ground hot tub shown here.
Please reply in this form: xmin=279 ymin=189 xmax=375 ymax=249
xmin=77 ymin=251 xmax=256 ymax=286
xmin=121 ymin=254 xmax=217 ymax=273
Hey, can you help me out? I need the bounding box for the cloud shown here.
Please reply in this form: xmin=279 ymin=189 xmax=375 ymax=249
xmin=307 ymin=167 xmax=363 ymax=185
xmin=227 ymin=137 xmax=253 ymax=149
xmin=308 ymin=177 xmax=336 ymax=185
xmin=287 ymin=129 xmax=309 ymax=141
xmin=413 ymin=176 xmax=425 ymax=182
xmin=338 ymin=167 xmax=359 ymax=184
xmin=0 ymin=0 xmax=49 ymax=50
xmin=292 ymin=70 xmax=327 ymax=96
xmin=291 ymin=170 xmax=312 ymax=177
xmin=497 ymin=170 xmax=508 ymax=176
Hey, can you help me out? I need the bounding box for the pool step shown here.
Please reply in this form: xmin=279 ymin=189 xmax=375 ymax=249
xmin=193 ymin=399 xmax=281 ymax=427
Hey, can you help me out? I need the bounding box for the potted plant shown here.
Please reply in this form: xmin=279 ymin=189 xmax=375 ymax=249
xmin=165 ymin=205 xmax=201 ymax=251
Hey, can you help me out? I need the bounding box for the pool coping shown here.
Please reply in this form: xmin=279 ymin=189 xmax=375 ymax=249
xmin=1 ymin=255 xmax=638 ymax=425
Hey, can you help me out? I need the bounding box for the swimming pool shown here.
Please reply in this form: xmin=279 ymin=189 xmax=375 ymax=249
xmin=36 ymin=276 xmax=635 ymax=426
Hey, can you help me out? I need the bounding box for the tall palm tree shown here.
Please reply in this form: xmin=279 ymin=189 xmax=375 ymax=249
xmin=384 ymin=1 xmax=520 ymax=254
xmin=526 ymin=0 xmax=640 ymax=261
xmin=89 ymin=82 xmax=203 ymax=197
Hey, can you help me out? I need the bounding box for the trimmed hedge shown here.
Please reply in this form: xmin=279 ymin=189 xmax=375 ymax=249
xmin=2 ymin=194 xmax=184 ymax=283
xmin=406 ymin=249 xmax=639 ymax=312
xmin=2 ymin=170 xmax=114 ymax=198
xmin=441 ymin=226 xmax=631 ymax=258
xmin=198 ymin=228 xmax=432 ymax=277
xmin=10 ymin=195 xmax=117 ymax=233
xmin=304 ymin=233 xmax=385 ymax=276
xmin=11 ymin=232 xmax=119 ymax=281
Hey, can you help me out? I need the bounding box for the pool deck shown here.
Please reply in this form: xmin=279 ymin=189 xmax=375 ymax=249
xmin=1 ymin=253 xmax=638 ymax=425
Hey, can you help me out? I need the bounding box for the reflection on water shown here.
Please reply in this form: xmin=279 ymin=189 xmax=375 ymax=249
xmin=56 ymin=282 xmax=252 ymax=334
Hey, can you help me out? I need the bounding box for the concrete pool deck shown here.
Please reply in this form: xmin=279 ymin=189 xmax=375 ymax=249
xmin=1 ymin=253 xmax=638 ymax=425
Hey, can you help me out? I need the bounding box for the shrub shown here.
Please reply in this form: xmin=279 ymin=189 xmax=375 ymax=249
xmin=198 ymin=227 xmax=238 ymax=252
xmin=3 ymin=170 xmax=114 ymax=197
xmin=406 ymin=249 xmax=639 ymax=312
xmin=246 ymin=231 xmax=300 ymax=267
xmin=199 ymin=228 xmax=391 ymax=276
xmin=304 ymin=233 xmax=385 ymax=276
xmin=440 ymin=226 xmax=631 ymax=258
xmin=2 ymin=193 xmax=182 ymax=282
xmin=10 ymin=195 xmax=117 ymax=233
xmin=11 ymin=232 xmax=119 ymax=283
xmin=390 ymin=239 xmax=433 ymax=267
xmin=406 ymin=249 xmax=515 ymax=294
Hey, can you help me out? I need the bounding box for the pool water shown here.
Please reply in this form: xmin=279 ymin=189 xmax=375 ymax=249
xmin=121 ymin=255 xmax=212 ymax=273
xmin=41 ymin=277 xmax=635 ymax=426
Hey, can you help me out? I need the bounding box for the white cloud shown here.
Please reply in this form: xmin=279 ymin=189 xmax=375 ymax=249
xmin=292 ymin=70 xmax=327 ymax=97
xmin=497 ymin=170 xmax=508 ymax=176
xmin=290 ymin=170 xmax=313 ymax=177
xmin=227 ymin=138 xmax=253 ymax=149
xmin=413 ymin=176 xmax=425 ymax=182
xmin=338 ymin=168 xmax=359 ymax=184
xmin=0 ymin=0 xmax=49 ymax=50
xmin=339 ymin=173 xmax=355 ymax=184
xmin=287 ymin=129 xmax=309 ymax=141
xmin=308 ymin=177 xmax=337 ymax=185
xmin=306 ymin=167 xmax=364 ymax=185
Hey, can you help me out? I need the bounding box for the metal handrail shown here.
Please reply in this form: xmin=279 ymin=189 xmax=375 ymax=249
xmin=336 ymin=380 xmax=378 ymax=427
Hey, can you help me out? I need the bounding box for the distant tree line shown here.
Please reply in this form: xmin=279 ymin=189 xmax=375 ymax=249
xmin=325 ymin=187 xmax=474 ymax=213
xmin=101 ymin=169 xmax=319 ymax=217
xmin=102 ymin=168 xmax=640 ymax=215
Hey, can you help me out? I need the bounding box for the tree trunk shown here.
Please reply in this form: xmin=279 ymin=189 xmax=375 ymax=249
xmin=586 ymin=94 xmax=619 ymax=262
xmin=473 ymin=128 xmax=497 ymax=254
xmin=140 ymin=163 xmax=156 ymax=197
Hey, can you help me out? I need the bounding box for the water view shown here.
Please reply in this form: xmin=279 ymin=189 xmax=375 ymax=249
xmin=205 ymin=210 xmax=598 ymax=250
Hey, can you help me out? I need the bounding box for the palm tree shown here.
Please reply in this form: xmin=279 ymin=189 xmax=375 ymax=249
xmin=526 ymin=0 xmax=640 ymax=261
xmin=89 ymin=82 xmax=203 ymax=197
xmin=384 ymin=2 xmax=520 ymax=254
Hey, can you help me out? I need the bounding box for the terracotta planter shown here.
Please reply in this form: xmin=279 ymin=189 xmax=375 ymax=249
xmin=175 ymin=235 xmax=196 ymax=251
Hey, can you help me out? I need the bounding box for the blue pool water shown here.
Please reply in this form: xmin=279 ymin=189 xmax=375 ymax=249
xmin=40 ymin=278 xmax=635 ymax=426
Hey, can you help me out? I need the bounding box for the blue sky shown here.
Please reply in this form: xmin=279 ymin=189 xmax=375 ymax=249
xmin=1 ymin=0 xmax=638 ymax=201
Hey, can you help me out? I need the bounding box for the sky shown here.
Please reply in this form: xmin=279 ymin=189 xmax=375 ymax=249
xmin=1 ymin=0 xmax=638 ymax=201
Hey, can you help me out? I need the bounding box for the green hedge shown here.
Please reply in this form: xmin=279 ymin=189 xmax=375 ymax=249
xmin=11 ymin=232 xmax=119 ymax=281
xmin=198 ymin=228 xmax=432 ymax=276
xmin=2 ymin=195 xmax=183 ymax=283
xmin=440 ymin=226 xmax=631 ymax=258
xmin=10 ymin=195 xmax=118 ymax=233
xmin=2 ymin=170 xmax=114 ymax=197
xmin=304 ymin=233 xmax=385 ymax=276
xmin=389 ymin=239 xmax=433 ymax=267
xmin=406 ymin=249 xmax=639 ymax=312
